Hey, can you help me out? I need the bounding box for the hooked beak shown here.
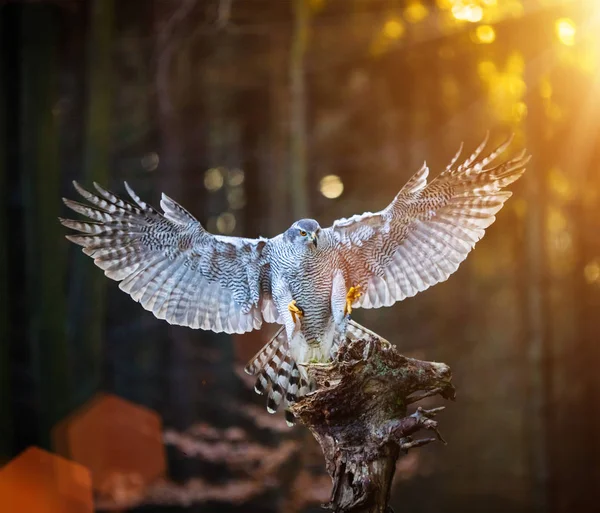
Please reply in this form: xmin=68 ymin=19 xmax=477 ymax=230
xmin=310 ymin=232 xmax=318 ymax=247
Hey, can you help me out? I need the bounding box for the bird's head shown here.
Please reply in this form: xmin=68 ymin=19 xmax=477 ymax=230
xmin=285 ymin=219 xmax=321 ymax=249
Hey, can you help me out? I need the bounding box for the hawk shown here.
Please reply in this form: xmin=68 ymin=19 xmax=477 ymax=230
xmin=60 ymin=135 xmax=529 ymax=423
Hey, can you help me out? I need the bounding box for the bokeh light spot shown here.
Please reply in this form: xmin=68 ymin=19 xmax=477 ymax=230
xmin=452 ymin=4 xmax=483 ymax=23
xmin=547 ymin=167 xmax=573 ymax=201
xmin=204 ymin=168 xmax=225 ymax=192
xmin=216 ymin=212 xmax=236 ymax=234
xmin=547 ymin=206 xmax=568 ymax=233
xmin=141 ymin=152 xmax=159 ymax=172
xmin=0 ymin=447 xmax=93 ymax=513
xmin=319 ymin=175 xmax=344 ymax=199
xmin=584 ymin=261 xmax=600 ymax=284
xmin=512 ymin=101 xmax=528 ymax=121
xmin=383 ymin=19 xmax=405 ymax=39
xmin=473 ymin=25 xmax=496 ymax=44
xmin=52 ymin=393 xmax=165 ymax=500
xmin=227 ymin=188 xmax=247 ymax=210
xmin=555 ymin=18 xmax=576 ymax=46
xmin=404 ymin=1 xmax=429 ymax=24
xmin=478 ymin=60 xmax=496 ymax=79
xmin=227 ymin=168 xmax=245 ymax=187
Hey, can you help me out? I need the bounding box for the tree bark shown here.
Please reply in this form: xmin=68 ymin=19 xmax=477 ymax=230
xmin=290 ymin=337 xmax=455 ymax=513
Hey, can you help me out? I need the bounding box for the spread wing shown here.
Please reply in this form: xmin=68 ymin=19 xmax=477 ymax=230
xmin=60 ymin=182 xmax=278 ymax=333
xmin=325 ymin=135 xmax=530 ymax=309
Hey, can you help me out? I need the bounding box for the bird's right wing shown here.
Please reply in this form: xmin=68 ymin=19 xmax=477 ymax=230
xmin=325 ymin=135 xmax=530 ymax=309
xmin=60 ymin=182 xmax=278 ymax=333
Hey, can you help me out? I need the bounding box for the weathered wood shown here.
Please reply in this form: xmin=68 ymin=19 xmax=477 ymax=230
xmin=290 ymin=337 xmax=455 ymax=513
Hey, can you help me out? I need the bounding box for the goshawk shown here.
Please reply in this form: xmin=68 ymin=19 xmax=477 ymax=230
xmin=60 ymin=136 xmax=529 ymax=423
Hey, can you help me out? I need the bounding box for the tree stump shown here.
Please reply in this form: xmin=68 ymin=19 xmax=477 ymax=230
xmin=289 ymin=337 xmax=456 ymax=513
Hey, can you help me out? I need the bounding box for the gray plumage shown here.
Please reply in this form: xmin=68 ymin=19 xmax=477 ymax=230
xmin=60 ymin=135 xmax=530 ymax=422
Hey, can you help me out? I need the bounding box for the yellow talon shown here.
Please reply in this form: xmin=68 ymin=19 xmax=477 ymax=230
xmin=344 ymin=285 xmax=363 ymax=316
xmin=288 ymin=300 xmax=304 ymax=324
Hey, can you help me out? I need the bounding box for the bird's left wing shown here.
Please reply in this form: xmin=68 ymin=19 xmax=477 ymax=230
xmin=60 ymin=182 xmax=278 ymax=333
xmin=324 ymin=136 xmax=530 ymax=309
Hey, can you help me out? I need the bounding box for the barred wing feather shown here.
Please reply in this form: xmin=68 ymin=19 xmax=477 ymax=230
xmin=60 ymin=182 xmax=274 ymax=333
xmin=328 ymin=135 xmax=530 ymax=309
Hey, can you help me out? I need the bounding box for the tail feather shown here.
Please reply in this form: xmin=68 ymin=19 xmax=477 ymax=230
xmin=254 ymin=369 xmax=269 ymax=395
xmin=244 ymin=327 xmax=285 ymax=376
xmin=244 ymin=327 xmax=312 ymax=424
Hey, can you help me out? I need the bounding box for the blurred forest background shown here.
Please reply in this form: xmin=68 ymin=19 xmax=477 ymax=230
xmin=1 ymin=0 xmax=599 ymax=512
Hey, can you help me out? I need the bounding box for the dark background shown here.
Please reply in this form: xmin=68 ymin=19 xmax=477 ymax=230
xmin=1 ymin=0 xmax=599 ymax=512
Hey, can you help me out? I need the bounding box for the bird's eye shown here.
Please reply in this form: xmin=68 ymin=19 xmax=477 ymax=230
xmin=299 ymin=230 xmax=307 ymax=236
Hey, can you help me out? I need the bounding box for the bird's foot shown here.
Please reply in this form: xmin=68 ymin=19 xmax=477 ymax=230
xmin=344 ymin=285 xmax=363 ymax=316
xmin=288 ymin=300 xmax=304 ymax=324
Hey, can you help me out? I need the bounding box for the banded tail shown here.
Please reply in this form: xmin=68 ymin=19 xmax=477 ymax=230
xmin=244 ymin=327 xmax=313 ymax=426
xmin=244 ymin=321 xmax=390 ymax=426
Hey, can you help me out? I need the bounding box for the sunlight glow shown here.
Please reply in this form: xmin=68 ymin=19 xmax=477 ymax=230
xmin=452 ymin=4 xmax=483 ymax=23
xmin=405 ymin=1 xmax=429 ymax=24
xmin=555 ymin=18 xmax=576 ymax=46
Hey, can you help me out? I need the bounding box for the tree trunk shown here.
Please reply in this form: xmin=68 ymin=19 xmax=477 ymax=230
xmin=523 ymin=79 xmax=550 ymax=513
xmin=19 ymin=3 xmax=69 ymax=446
xmin=69 ymin=0 xmax=114 ymax=401
xmin=289 ymin=0 xmax=310 ymax=219
xmin=290 ymin=337 xmax=455 ymax=513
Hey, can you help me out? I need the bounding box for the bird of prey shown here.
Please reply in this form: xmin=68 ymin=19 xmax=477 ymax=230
xmin=60 ymin=135 xmax=529 ymax=423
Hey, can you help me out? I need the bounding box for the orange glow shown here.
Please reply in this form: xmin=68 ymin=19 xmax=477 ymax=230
xmin=52 ymin=393 xmax=166 ymax=499
xmin=0 ymin=447 xmax=93 ymax=513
